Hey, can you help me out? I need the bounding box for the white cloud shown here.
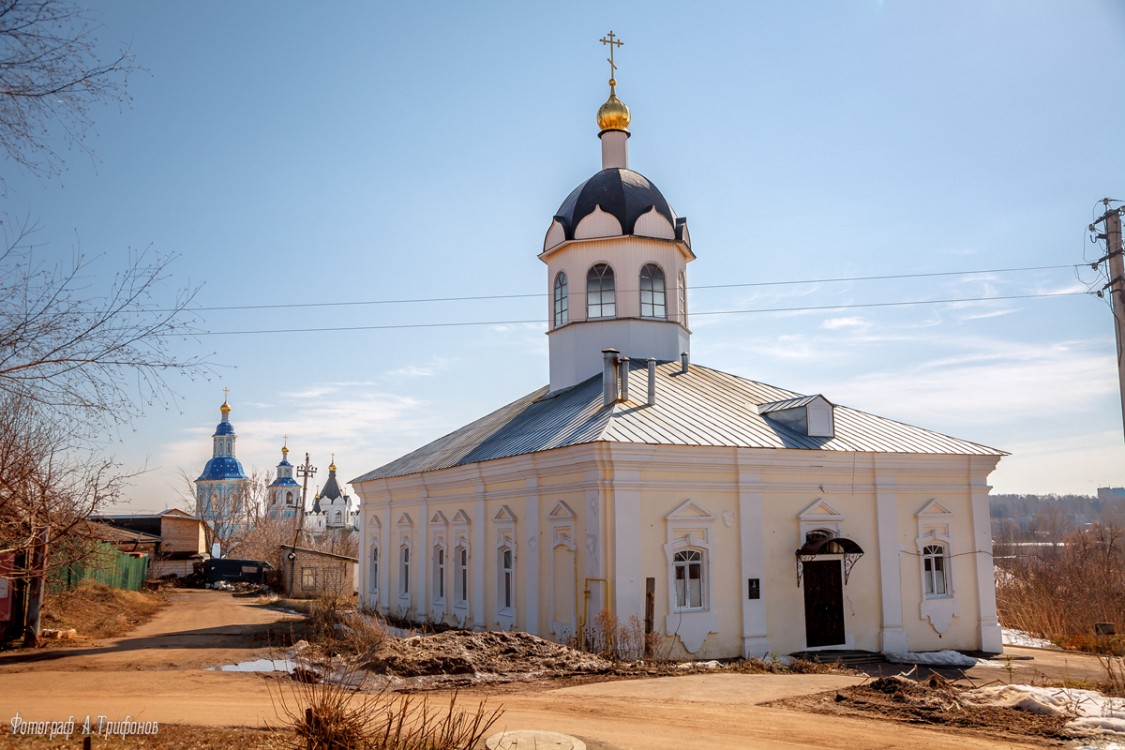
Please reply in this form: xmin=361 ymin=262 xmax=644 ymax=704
xmin=828 ymin=340 xmax=1116 ymax=429
xmin=387 ymin=365 xmax=435 ymax=378
xmin=821 ymin=316 xmax=867 ymax=331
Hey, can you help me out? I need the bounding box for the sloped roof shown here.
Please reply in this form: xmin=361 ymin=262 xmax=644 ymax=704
xmin=84 ymin=520 xmax=162 ymax=546
xmin=351 ymin=361 xmax=1005 ymax=483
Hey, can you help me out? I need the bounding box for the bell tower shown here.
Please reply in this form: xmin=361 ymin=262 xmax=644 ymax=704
xmin=540 ymin=32 xmax=695 ymax=392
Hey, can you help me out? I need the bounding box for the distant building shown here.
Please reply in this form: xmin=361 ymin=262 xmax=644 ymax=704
xmin=267 ymin=441 xmax=303 ymax=520
xmin=194 ymin=397 xmax=250 ymax=548
xmin=90 ymin=508 xmax=211 ymax=577
xmin=306 ymin=458 xmax=357 ymax=532
xmin=1098 ymin=487 xmax=1125 ymax=503
xmin=280 ymin=545 xmax=358 ymax=598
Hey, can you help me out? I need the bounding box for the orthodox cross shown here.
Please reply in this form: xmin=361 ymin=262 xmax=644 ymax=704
xmin=223 ymin=386 xmax=230 ymax=401
xmin=599 ymin=31 xmax=623 ymax=82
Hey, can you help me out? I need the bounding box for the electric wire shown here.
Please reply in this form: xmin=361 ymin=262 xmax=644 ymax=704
xmin=192 ymin=289 xmax=1091 ymax=337
xmin=180 ymin=263 xmax=1083 ymax=313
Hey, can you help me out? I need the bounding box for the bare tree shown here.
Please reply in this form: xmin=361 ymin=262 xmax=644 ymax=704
xmin=0 ymin=0 xmax=132 ymax=180
xmin=0 ymin=219 xmax=204 ymax=428
xmin=0 ymin=226 xmax=203 ymax=642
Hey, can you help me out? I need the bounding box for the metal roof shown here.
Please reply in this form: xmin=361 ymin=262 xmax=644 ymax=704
xmin=352 ymin=360 xmax=1005 ymax=483
xmin=758 ymin=394 xmax=827 ymax=413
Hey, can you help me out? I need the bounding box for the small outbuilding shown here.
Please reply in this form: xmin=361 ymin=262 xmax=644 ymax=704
xmin=279 ymin=546 xmax=358 ymax=599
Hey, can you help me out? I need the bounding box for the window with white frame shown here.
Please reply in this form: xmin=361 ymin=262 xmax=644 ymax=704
xmin=922 ymin=544 xmax=948 ymax=597
xmin=455 ymin=545 xmax=468 ymax=606
xmin=301 ymin=567 xmax=316 ymax=590
xmin=673 ymin=549 xmax=705 ymax=610
xmin=553 ymin=272 xmax=568 ymax=327
xmin=400 ymin=545 xmax=410 ymax=595
xmin=639 ymin=263 xmax=666 ymax=319
xmin=586 ymin=264 xmax=616 ymax=319
xmin=499 ymin=546 xmax=514 ymax=613
xmin=433 ymin=545 xmax=446 ymax=601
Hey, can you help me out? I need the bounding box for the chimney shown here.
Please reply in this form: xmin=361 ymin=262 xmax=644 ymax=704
xmin=602 ymin=349 xmax=619 ymax=406
xmin=618 ymin=357 xmax=630 ymax=402
xmin=647 ymin=358 xmax=657 ymax=405
xmin=680 ymin=351 xmax=689 ymax=374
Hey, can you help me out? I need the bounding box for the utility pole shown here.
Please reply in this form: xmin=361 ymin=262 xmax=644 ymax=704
xmin=286 ymin=452 xmax=317 ymax=597
xmin=1091 ymin=200 xmax=1125 ymax=443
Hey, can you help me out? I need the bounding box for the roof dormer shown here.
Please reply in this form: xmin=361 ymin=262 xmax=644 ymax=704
xmin=759 ymin=395 xmax=835 ymax=438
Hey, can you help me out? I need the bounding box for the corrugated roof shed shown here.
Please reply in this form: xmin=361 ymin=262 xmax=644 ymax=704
xmin=352 ymin=361 xmax=1005 ymax=483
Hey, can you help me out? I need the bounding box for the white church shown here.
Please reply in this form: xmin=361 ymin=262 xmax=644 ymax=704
xmin=351 ymin=38 xmax=1005 ymax=659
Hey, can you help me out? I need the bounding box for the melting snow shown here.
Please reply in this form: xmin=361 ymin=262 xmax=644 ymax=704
xmin=885 ymin=650 xmax=982 ymax=668
xmin=965 ymin=684 xmax=1125 ymax=742
xmin=1002 ymin=627 xmax=1056 ymax=649
xmin=214 ymin=657 xmax=298 ymax=673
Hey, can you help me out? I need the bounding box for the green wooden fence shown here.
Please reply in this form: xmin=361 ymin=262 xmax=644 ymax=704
xmin=50 ymin=542 xmax=149 ymax=592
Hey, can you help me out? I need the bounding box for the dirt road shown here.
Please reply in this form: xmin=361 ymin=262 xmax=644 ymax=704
xmin=0 ymin=590 xmax=1085 ymax=748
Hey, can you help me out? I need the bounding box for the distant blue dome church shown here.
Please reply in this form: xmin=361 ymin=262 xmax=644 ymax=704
xmin=267 ymin=440 xmax=302 ymax=519
xmin=195 ymin=395 xmax=249 ymax=548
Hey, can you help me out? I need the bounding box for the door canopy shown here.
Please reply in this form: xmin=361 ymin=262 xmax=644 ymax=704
xmin=795 ymin=536 xmax=864 ymax=587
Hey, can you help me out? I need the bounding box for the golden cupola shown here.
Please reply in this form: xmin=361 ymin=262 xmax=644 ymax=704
xmin=597 ymin=79 xmax=631 ymax=132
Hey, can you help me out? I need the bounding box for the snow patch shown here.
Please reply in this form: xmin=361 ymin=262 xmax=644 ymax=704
xmin=1002 ymin=627 xmax=1056 ymax=649
xmin=885 ymin=650 xmax=982 ymax=667
xmin=965 ymin=684 xmax=1125 ymax=740
xmin=215 ymin=657 xmax=298 ymax=673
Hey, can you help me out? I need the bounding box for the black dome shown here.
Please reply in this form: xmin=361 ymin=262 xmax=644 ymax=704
xmin=552 ymin=168 xmax=676 ymax=242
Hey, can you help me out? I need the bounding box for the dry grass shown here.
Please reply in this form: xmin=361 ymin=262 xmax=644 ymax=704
xmin=581 ymin=610 xmax=647 ymax=661
xmin=269 ymin=659 xmax=502 ymax=750
xmin=996 ymin=523 xmax=1125 ymax=649
xmin=996 ymin=522 xmax=1125 ymax=695
xmin=41 ymin=579 xmax=165 ymax=639
xmin=306 ymin=594 xmax=388 ymax=657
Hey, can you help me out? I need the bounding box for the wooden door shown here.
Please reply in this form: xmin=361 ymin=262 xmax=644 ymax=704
xmin=802 ymin=559 xmax=845 ymax=648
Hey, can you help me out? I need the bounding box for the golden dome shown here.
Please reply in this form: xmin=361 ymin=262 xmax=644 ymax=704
xmin=597 ymin=79 xmax=630 ymax=132
xmin=281 ymin=445 xmax=289 ymax=455
xmin=220 ymin=400 xmax=231 ymax=415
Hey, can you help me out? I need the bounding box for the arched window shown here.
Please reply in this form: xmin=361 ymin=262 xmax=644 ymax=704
xmin=334 ymin=510 xmax=342 ymax=524
xmin=498 ymin=546 xmax=514 ymax=613
xmin=553 ymin=272 xmax=569 ymax=327
xmin=922 ymin=544 xmax=948 ymax=597
xmin=586 ymin=264 xmax=616 ymax=319
xmin=640 ymin=263 xmax=666 ymax=319
xmin=455 ymin=545 xmax=469 ymax=605
xmin=678 ymin=271 xmax=688 ymax=326
xmin=433 ymin=545 xmax=446 ymax=601
xmin=400 ymin=545 xmax=410 ymax=595
xmin=673 ymin=549 xmax=704 ymax=610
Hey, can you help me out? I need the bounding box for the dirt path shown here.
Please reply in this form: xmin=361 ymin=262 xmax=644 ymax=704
xmin=0 ymin=591 xmax=1092 ymax=748
xmin=0 ymin=589 xmax=302 ymax=673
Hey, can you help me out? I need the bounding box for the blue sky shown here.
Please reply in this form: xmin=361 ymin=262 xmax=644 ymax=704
xmin=6 ymin=1 xmax=1125 ymax=509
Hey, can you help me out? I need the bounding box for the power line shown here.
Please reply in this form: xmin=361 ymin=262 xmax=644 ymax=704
xmin=181 ymin=263 xmax=1082 ymax=313
xmin=191 ymin=289 xmax=1091 ymax=337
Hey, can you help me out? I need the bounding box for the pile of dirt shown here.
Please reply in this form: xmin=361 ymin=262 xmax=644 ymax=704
xmin=361 ymin=630 xmax=613 ymax=680
xmin=41 ymin=580 xmax=165 ymax=641
xmin=773 ymin=674 xmax=1073 ymax=743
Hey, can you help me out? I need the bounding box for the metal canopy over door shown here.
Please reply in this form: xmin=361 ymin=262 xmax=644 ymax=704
xmin=802 ymin=559 xmax=845 ymax=647
xmin=796 ymin=536 xmax=864 ymax=649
